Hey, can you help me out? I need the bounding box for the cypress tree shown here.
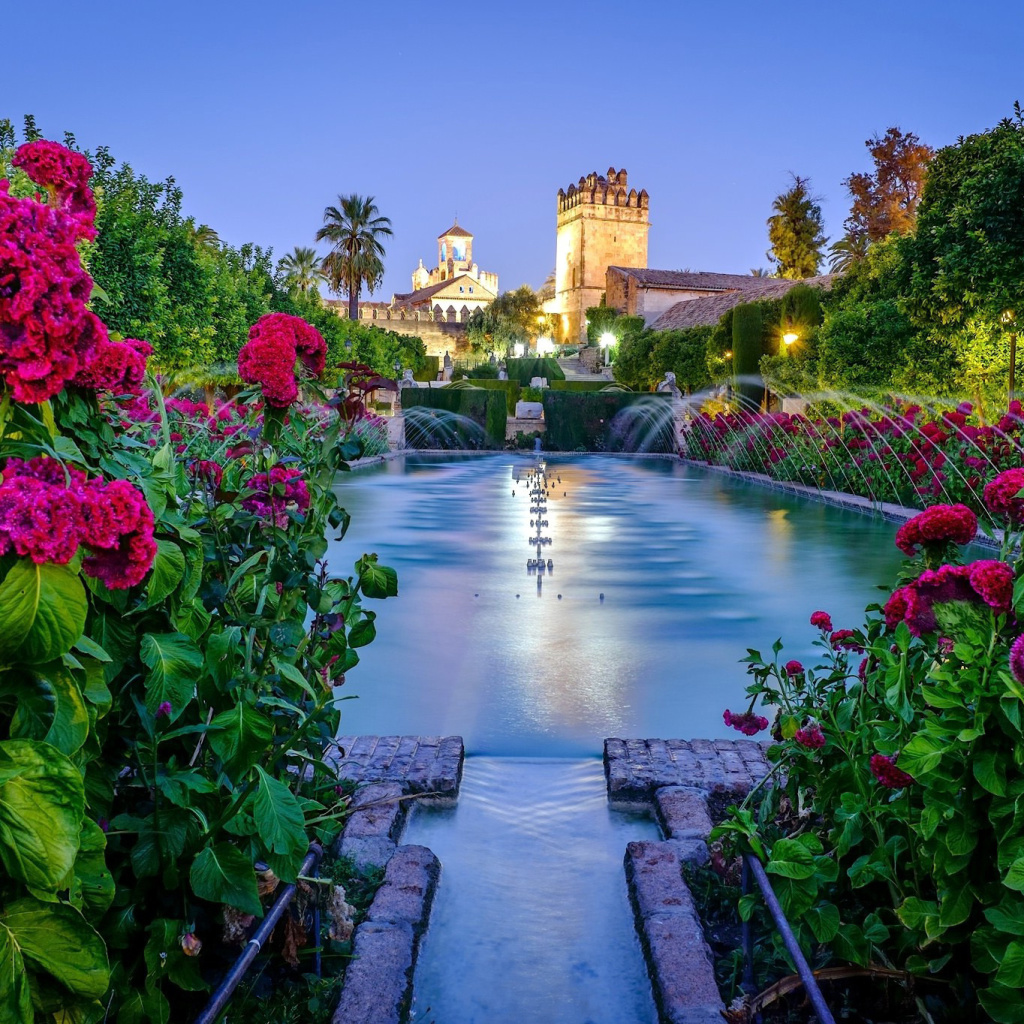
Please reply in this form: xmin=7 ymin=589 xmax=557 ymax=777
xmin=732 ymin=301 xmax=764 ymax=410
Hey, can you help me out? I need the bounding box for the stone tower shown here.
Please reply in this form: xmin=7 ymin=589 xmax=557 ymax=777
xmin=552 ymin=168 xmax=649 ymax=343
xmin=437 ymin=221 xmax=473 ymax=281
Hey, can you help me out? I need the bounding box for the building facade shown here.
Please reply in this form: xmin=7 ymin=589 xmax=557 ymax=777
xmin=545 ymin=168 xmax=650 ymax=343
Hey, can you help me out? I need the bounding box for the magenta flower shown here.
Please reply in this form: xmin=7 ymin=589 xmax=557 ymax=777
xmin=1011 ymin=635 xmax=1024 ymax=684
xmin=830 ymin=629 xmax=864 ymax=653
xmin=794 ymin=723 xmax=825 ymax=749
xmin=723 ymin=709 xmax=769 ymax=736
xmin=810 ymin=611 xmax=833 ymax=631
xmin=156 ymin=701 xmax=172 ymax=719
xmin=870 ymin=753 xmax=914 ymax=789
xmin=237 ymin=312 xmax=326 ymax=408
xmin=984 ymin=468 xmax=1024 ymax=527
xmin=783 ymin=660 xmax=804 ymax=677
xmin=894 ymin=503 xmax=977 ymax=556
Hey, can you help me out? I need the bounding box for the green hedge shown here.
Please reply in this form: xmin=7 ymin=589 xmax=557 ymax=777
xmin=548 ymin=379 xmax=614 ymax=392
xmin=413 ymin=355 xmax=440 ymax=382
xmin=447 ymin=377 xmax=521 ymax=409
xmin=505 ymin=357 xmax=566 ymax=384
xmin=401 ymin=388 xmax=507 ymax=449
xmin=540 ymin=392 xmax=675 ymax=452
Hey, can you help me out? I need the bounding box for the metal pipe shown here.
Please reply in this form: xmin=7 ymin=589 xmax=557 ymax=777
xmin=193 ymin=842 xmax=324 ymax=1024
xmin=741 ymin=856 xmax=756 ymax=994
xmin=744 ymin=854 xmax=836 ymax=1024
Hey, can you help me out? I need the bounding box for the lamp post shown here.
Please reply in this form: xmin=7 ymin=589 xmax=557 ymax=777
xmin=1004 ymin=311 xmax=1017 ymax=404
xmin=599 ymin=332 xmax=616 ymax=368
xmin=394 ymin=358 xmax=402 ymax=381
xmin=783 ymin=331 xmax=799 ymax=348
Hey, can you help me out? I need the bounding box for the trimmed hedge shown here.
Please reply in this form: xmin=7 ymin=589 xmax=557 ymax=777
xmin=505 ymin=357 xmax=566 ymax=384
xmin=413 ymin=355 xmax=440 ymax=382
xmin=401 ymin=388 xmax=507 ymax=449
xmin=540 ymin=391 xmax=675 ymax=452
xmin=448 ymin=377 xmax=521 ymax=409
xmin=548 ymin=379 xmax=615 ymax=392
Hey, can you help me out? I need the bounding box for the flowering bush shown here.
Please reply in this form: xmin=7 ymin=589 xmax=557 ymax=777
xmin=238 ymin=311 xmax=327 ymax=408
xmin=0 ymin=143 xmax=396 ymax=1021
xmin=683 ymin=403 xmax=1024 ymax=518
xmin=713 ymin=488 xmax=1024 ymax=1021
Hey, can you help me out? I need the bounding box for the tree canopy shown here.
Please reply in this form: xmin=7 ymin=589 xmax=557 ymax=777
xmin=316 ymin=194 xmax=392 ymax=320
xmin=766 ymin=175 xmax=827 ymax=279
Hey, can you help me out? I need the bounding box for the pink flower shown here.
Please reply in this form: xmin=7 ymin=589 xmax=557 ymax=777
xmin=783 ymin=660 xmax=804 ymax=677
xmin=883 ymin=587 xmax=913 ymax=631
xmin=72 ymin=336 xmax=152 ymax=393
xmin=870 ymin=753 xmax=914 ymax=789
xmin=156 ymin=701 xmax=172 ymax=719
xmin=11 ymin=140 xmax=96 ymax=237
xmin=190 ymin=460 xmax=223 ymax=488
xmin=967 ymin=560 xmax=1013 ymax=614
xmin=1012 ymin=634 xmax=1024 ymax=684
xmin=810 ymin=611 xmax=833 ymax=632
xmin=830 ymin=629 xmax=864 ymax=653
xmin=984 ymin=468 xmax=1024 ymax=526
xmin=894 ymin=504 xmax=977 ymax=556
xmin=794 ymin=723 xmax=825 ymax=749
xmin=723 ymin=709 xmax=769 ymax=736
xmin=241 ymin=466 xmax=310 ymax=528
xmin=237 ymin=313 xmax=327 ymax=408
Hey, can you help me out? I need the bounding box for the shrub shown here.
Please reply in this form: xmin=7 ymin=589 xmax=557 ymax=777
xmin=504 ymin=357 xmax=566 ymax=384
xmin=540 ymin=392 xmax=674 ymax=452
xmin=732 ymin=302 xmax=763 ymax=410
xmin=401 ymin=387 xmax=507 ymax=449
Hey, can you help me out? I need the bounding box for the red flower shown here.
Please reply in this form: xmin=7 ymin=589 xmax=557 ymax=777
xmin=870 ymin=753 xmax=914 ymax=789
xmin=723 ymin=709 xmax=769 ymax=736
xmin=830 ymin=629 xmax=864 ymax=653
xmin=72 ymin=336 xmax=152 ymax=393
xmin=967 ymin=559 xmax=1013 ymax=614
xmin=1011 ymin=634 xmax=1024 ymax=684
xmin=894 ymin=504 xmax=977 ymax=556
xmin=11 ymin=140 xmax=96 ymax=238
xmin=884 ymin=587 xmax=913 ymax=631
xmin=984 ymin=468 xmax=1024 ymax=526
xmin=795 ymin=723 xmax=825 ymax=749
xmin=783 ymin=660 xmax=804 ymax=677
xmin=237 ymin=313 xmax=326 ymax=408
xmin=242 ymin=466 xmax=310 ymax=528
xmin=810 ymin=610 xmax=833 ymax=631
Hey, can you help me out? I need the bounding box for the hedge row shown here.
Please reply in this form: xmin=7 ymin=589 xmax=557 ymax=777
xmin=446 ymin=377 xmax=522 ymax=409
xmin=548 ymin=379 xmax=615 ymax=392
xmin=540 ymin=392 xmax=674 ymax=452
xmin=401 ymin=388 xmax=507 ymax=449
xmin=504 ymin=357 xmax=566 ymax=384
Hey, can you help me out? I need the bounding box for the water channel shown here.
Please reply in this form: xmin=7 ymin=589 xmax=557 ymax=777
xmin=330 ymin=455 xmax=904 ymax=1023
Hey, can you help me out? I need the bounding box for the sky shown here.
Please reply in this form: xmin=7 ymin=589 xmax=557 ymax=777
xmin=6 ymin=1 xmax=1024 ymax=300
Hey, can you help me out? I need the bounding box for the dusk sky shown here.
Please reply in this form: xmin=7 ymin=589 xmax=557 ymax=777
xmin=7 ymin=1 xmax=1023 ymax=300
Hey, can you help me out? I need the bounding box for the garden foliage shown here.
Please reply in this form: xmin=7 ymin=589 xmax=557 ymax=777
xmin=715 ymin=486 xmax=1024 ymax=1021
xmin=401 ymin=387 xmax=507 ymax=449
xmin=503 ymin=358 xmax=566 ymax=385
xmin=0 ymin=141 xmax=397 ymax=1020
xmin=540 ymin=391 xmax=674 ymax=453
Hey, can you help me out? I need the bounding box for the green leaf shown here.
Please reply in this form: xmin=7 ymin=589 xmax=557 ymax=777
xmin=897 ymin=897 xmax=940 ymax=934
xmin=897 ymin=732 xmax=944 ymax=778
xmin=766 ymin=838 xmax=817 ymax=880
xmin=1005 ymin=857 xmax=1024 ymax=893
xmin=2 ymin=897 xmax=109 ymax=998
xmin=42 ymin=668 xmax=90 ymax=756
xmin=975 ymin=749 xmax=1008 ymax=796
xmin=253 ymin=767 xmax=307 ymax=879
xmin=0 ymin=740 xmax=84 ymax=889
xmin=805 ymin=902 xmax=840 ymax=943
xmin=979 ymin=983 xmax=1024 ymax=1024
xmin=863 ymin=912 xmax=889 ymax=944
xmin=0 ymin=922 xmax=32 ymax=1024
xmin=0 ymin=560 xmax=88 ymax=663
xmin=74 ymin=820 xmax=115 ymax=917
xmin=144 ymin=540 xmax=186 ymax=608
xmin=995 ymin=940 xmax=1024 ymax=987
xmin=144 ymin=919 xmax=206 ymax=992
xmin=986 ymin=900 xmax=1024 ymax=937
xmin=208 ymin=704 xmax=274 ymax=775
xmin=939 ymin=882 xmax=974 ymax=929
xmin=140 ymin=632 xmax=202 ymax=721
xmin=190 ymin=843 xmax=262 ymax=916
xmin=348 ymin=612 xmax=377 ymax=649
xmin=357 ymin=555 xmax=398 ymax=599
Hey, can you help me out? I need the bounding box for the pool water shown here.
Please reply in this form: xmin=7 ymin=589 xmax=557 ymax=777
xmin=329 ymin=454 xmax=904 ymax=1023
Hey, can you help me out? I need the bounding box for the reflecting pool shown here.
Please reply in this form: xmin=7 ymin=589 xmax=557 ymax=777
xmin=329 ymin=454 xmax=906 ymax=1024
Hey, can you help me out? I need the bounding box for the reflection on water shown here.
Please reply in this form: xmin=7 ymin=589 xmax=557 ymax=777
xmin=406 ymin=758 xmax=660 ymax=1024
xmin=330 ymin=455 xmax=904 ymax=757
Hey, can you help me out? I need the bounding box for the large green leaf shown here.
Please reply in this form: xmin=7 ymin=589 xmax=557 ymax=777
xmin=975 ymin=749 xmax=1008 ymax=797
xmin=43 ymin=668 xmax=90 ymax=755
xmin=144 ymin=540 xmax=186 ymax=608
xmin=0 ymin=560 xmax=88 ymax=663
xmin=765 ymin=838 xmax=817 ymax=880
xmin=986 ymin=900 xmax=1024 ymax=937
xmin=896 ymin=732 xmax=944 ymax=778
xmin=2 ymin=897 xmax=109 ymax=999
xmin=75 ymin=820 xmax=115 ymax=917
xmin=208 ymin=704 xmax=274 ymax=775
xmin=995 ymin=940 xmax=1024 ymax=987
xmin=979 ymin=982 xmax=1024 ymax=1024
xmin=253 ymin=766 xmax=307 ymax=878
xmin=1006 ymin=857 xmax=1024 ymax=893
xmin=0 ymin=740 xmax=84 ymax=889
xmin=140 ymin=632 xmax=202 ymax=721
xmin=0 ymin=922 xmax=31 ymax=1024
xmin=805 ymin=902 xmax=840 ymax=943
xmin=190 ymin=843 xmax=262 ymax=916
xmin=357 ymin=555 xmax=398 ymax=599
xmin=348 ymin=612 xmax=377 ymax=649
xmin=3 ymin=664 xmax=89 ymax=756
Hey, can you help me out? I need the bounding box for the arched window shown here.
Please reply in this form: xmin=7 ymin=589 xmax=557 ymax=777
xmin=440 ymin=243 xmax=447 ymax=262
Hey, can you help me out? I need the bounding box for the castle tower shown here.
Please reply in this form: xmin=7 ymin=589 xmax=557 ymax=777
xmin=436 ymin=220 xmax=473 ymax=281
xmin=551 ymin=167 xmax=649 ymax=343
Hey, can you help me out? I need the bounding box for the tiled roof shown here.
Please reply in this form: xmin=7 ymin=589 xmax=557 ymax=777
xmin=437 ymin=223 xmax=473 ymax=239
xmin=392 ymin=274 xmax=492 ymax=308
xmin=649 ymin=276 xmax=835 ymax=331
xmin=608 ymin=267 xmax=775 ymax=291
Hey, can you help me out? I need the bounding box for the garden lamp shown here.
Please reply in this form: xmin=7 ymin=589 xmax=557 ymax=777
xmin=783 ymin=331 xmax=799 ymax=346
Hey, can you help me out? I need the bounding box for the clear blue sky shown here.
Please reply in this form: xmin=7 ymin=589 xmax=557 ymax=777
xmin=6 ymin=1 xmax=1022 ymax=300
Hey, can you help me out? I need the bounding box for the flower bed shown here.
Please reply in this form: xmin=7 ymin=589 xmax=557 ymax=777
xmin=713 ymin=487 xmax=1024 ymax=1022
xmin=683 ymin=404 xmax=1024 ymax=516
xmin=0 ymin=142 xmax=397 ymax=1020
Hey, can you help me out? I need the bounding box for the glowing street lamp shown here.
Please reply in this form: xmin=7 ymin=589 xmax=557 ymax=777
xmin=513 ymin=342 xmax=526 ymax=358
xmin=783 ymin=331 xmax=799 ymax=346
xmin=536 ymin=337 xmax=555 ymax=355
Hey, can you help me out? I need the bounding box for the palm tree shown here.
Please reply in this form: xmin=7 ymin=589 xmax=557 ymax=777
xmin=184 ymin=218 xmax=221 ymax=251
xmin=827 ymin=233 xmax=870 ymax=274
xmin=277 ymin=246 xmax=326 ymax=295
xmin=315 ymin=195 xmax=392 ymax=320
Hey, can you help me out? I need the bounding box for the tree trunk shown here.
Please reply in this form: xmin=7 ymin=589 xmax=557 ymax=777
xmin=348 ymin=281 xmax=359 ymax=321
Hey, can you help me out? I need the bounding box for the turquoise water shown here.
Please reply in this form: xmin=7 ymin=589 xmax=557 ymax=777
xmin=329 ymin=454 xmax=904 ymax=1024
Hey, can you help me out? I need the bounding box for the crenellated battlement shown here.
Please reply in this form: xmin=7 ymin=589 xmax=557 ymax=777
xmin=557 ymin=167 xmax=649 ymax=215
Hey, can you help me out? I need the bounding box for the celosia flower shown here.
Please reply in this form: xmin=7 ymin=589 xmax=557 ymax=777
xmin=72 ymin=336 xmax=152 ymax=393
xmin=894 ymin=504 xmax=977 ymax=557
xmin=984 ymin=468 xmax=1024 ymax=527
xmin=830 ymin=629 xmax=864 ymax=653
xmin=237 ymin=312 xmax=327 ymax=408
xmin=156 ymin=701 xmax=172 ymax=719
xmin=870 ymin=753 xmax=914 ymax=789
xmin=783 ymin=660 xmax=804 ymax=677
xmin=883 ymin=587 xmax=912 ymax=631
xmin=190 ymin=460 xmax=223 ymax=488
xmin=794 ymin=723 xmax=825 ymax=749
xmin=723 ymin=709 xmax=769 ymax=736
xmin=11 ymin=140 xmax=96 ymax=236
xmin=810 ymin=611 xmax=833 ymax=631
xmin=241 ymin=466 xmax=310 ymax=528
xmin=967 ymin=559 xmax=1013 ymax=614
xmin=1010 ymin=635 xmax=1024 ymax=684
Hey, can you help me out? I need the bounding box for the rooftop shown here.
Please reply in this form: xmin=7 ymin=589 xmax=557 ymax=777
xmin=608 ymin=268 xmax=776 ymax=292
xmin=438 ymin=222 xmax=473 ymax=239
